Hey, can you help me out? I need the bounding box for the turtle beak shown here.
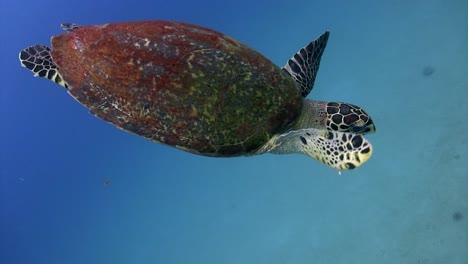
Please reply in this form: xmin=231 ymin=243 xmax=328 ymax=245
xmin=364 ymin=119 xmax=376 ymax=134
xmin=368 ymin=124 xmax=376 ymax=133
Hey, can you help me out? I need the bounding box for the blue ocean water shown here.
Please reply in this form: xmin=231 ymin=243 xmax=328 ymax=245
xmin=1 ymin=0 xmax=467 ymax=263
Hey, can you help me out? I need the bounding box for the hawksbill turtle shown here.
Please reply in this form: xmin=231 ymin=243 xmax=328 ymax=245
xmin=19 ymin=21 xmax=375 ymax=171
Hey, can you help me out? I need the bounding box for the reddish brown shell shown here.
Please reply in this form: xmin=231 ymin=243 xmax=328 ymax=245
xmin=51 ymin=21 xmax=302 ymax=156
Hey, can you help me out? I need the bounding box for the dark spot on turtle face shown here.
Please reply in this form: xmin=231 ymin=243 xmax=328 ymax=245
xmin=332 ymin=114 xmax=343 ymax=125
xmin=341 ymin=133 xmax=347 ymax=142
xmin=355 ymin=153 xmax=361 ymax=163
xmin=346 ymin=143 xmax=353 ymax=150
xmin=330 ymin=123 xmax=338 ymax=131
xmin=353 ymin=109 xmax=363 ymax=115
xmin=351 ymin=135 xmax=363 ymax=148
xmin=328 ymin=102 xmax=339 ymax=107
xmin=422 ymin=66 xmax=435 ymax=76
xmin=344 ymin=114 xmax=359 ymax=125
xmin=339 ymin=104 xmax=351 ymax=115
xmin=326 ymin=131 xmax=334 ymax=140
xmin=327 ymin=106 xmax=339 ymax=115
xmin=299 ymin=136 xmax=307 ymax=145
xmin=306 ymin=132 xmax=311 ymax=136
xmin=452 ymin=211 xmax=463 ymax=221
xmin=361 ymin=147 xmax=371 ymax=154
xmin=346 ymin=163 xmax=356 ymax=169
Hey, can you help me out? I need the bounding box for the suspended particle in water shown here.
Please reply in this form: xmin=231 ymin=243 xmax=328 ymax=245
xmin=422 ymin=66 xmax=435 ymax=76
xmin=104 ymin=178 xmax=111 ymax=186
xmin=452 ymin=211 xmax=463 ymax=222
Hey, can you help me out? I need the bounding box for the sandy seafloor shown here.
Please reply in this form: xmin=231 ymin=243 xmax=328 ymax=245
xmin=1 ymin=0 xmax=467 ymax=263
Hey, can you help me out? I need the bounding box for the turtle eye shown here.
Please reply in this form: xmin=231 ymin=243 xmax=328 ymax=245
xmin=349 ymin=122 xmax=365 ymax=133
xmin=349 ymin=122 xmax=366 ymax=133
xmin=350 ymin=119 xmax=376 ymax=134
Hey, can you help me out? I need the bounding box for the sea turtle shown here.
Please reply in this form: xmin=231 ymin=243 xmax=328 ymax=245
xmin=19 ymin=21 xmax=375 ymax=171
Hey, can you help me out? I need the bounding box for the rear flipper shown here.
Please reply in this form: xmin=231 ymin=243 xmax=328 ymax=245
xmin=261 ymin=128 xmax=373 ymax=171
xmin=19 ymin=45 xmax=68 ymax=88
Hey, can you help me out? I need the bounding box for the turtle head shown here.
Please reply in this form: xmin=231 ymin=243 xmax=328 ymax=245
xmin=261 ymin=129 xmax=373 ymax=171
xmin=269 ymin=100 xmax=376 ymax=171
xmin=325 ymin=102 xmax=375 ymax=134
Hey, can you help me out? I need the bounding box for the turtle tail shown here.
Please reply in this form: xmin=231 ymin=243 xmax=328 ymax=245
xmin=19 ymin=45 xmax=68 ymax=88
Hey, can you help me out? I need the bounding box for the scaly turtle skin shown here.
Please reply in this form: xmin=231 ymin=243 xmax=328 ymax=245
xmin=19 ymin=21 xmax=376 ymax=171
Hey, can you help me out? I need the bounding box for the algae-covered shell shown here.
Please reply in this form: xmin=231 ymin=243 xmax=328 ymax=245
xmin=49 ymin=21 xmax=302 ymax=156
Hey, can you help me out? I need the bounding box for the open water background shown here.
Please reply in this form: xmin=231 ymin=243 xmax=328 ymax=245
xmin=1 ymin=0 xmax=467 ymax=263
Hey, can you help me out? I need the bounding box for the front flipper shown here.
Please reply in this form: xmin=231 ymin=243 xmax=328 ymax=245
xmin=282 ymin=31 xmax=329 ymax=97
xmin=260 ymin=128 xmax=373 ymax=171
